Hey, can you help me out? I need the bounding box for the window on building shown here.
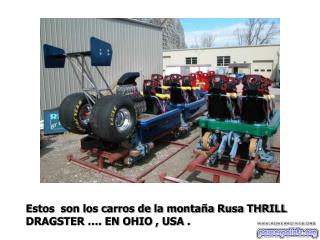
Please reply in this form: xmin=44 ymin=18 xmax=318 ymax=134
xmin=224 ymin=56 xmax=230 ymax=65
xmin=267 ymin=69 xmax=272 ymax=72
xmin=217 ymin=56 xmax=223 ymax=66
xmin=254 ymin=69 xmax=259 ymax=72
xmin=186 ymin=57 xmax=197 ymax=65
xmin=217 ymin=56 xmax=231 ymax=66
xmin=163 ymin=56 xmax=171 ymax=58
xmin=261 ymin=69 xmax=265 ymax=72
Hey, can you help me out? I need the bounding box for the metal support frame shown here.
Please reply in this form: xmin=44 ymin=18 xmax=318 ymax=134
xmin=66 ymin=55 xmax=113 ymax=106
xmin=67 ymin=135 xmax=200 ymax=183
xmin=159 ymin=146 xmax=280 ymax=183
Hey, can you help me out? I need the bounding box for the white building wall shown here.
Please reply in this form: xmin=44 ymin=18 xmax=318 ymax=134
xmin=163 ymin=45 xmax=280 ymax=79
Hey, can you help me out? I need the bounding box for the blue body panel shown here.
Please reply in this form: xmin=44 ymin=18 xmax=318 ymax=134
xmin=168 ymin=98 xmax=206 ymax=121
xmin=43 ymin=44 xmax=66 ymax=68
xmin=90 ymin=37 xmax=113 ymax=66
xmin=194 ymin=90 xmax=206 ymax=98
xmin=43 ymin=108 xmax=66 ymax=135
xmin=138 ymin=109 xmax=181 ymax=143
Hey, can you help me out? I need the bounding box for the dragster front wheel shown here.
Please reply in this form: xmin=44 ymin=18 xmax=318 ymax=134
xmin=59 ymin=93 xmax=91 ymax=134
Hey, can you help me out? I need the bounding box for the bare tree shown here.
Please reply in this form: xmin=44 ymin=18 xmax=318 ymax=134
xmin=189 ymin=36 xmax=200 ymax=48
xmin=200 ymin=33 xmax=216 ymax=48
xmin=234 ymin=18 xmax=279 ymax=46
xmin=189 ymin=33 xmax=216 ymax=48
xmin=234 ymin=28 xmax=244 ymax=45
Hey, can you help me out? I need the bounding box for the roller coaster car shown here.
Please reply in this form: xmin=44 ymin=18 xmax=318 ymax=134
xmin=43 ymin=37 xmax=207 ymax=166
xmin=143 ymin=73 xmax=202 ymax=114
xmin=197 ymin=73 xmax=279 ymax=168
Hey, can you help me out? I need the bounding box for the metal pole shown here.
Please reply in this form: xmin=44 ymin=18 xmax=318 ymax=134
xmin=81 ymin=56 xmax=85 ymax=89
xmin=82 ymin=57 xmax=102 ymax=97
xmin=74 ymin=57 xmax=97 ymax=90
xmin=83 ymin=56 xmax=95 ymax=81
xmin=66 ymin=57 xmax=82 ymax=87
xmin=95 ymin=66 xmax=113 ymax=95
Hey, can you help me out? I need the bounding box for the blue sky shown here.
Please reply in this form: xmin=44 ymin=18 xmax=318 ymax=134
xmin=180 ymin=18 xmax=280 ymax=47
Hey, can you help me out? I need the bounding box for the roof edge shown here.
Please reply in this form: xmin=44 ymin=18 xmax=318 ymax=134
xmin=107 ymin=18 xmax=163 ymax=30
xmin=164 ymin=44 xmax=280 ymax=52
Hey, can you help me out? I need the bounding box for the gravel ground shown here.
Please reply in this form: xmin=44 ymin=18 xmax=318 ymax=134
xmin=40 ymin=95 xmax=280 ymax=183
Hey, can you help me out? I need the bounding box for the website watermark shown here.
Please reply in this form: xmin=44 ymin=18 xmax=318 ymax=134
xmin=257 ymin=227 xmax=318 ymax=238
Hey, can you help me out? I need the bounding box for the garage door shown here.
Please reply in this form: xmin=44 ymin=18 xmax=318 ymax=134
xmin=165 ymin=67 xmax=181 ymax=75
xmin=190 ymin=66 xmax=200 ymax=73
xmin=251 ymin=61 xmax=273 ymax=78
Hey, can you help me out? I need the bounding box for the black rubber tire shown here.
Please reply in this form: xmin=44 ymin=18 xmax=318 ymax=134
xmin=90 ymin=95 xmax=137 ymax=143
xmin=59 ymin=93 xmax=90 ymax=134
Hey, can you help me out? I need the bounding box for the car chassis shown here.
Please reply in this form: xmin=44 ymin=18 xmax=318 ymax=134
xmin=43 ymin=37 xmax=207 ymax=175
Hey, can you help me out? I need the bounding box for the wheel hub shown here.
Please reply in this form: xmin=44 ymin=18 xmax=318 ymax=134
xmin=115 ymin=108 xmax=132 ymax=133
xmin=79 ymin=104 xmax=91 ymax=125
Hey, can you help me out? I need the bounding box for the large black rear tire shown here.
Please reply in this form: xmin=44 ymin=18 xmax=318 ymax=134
xmin=59 ymin=93 xmax=91 ymax=134
xmin=90 ymin=95 xmax=137 ymax=143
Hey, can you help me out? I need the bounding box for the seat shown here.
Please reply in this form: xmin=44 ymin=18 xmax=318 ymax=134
xmin=241 ymin=97 xmax=267 ymax=123
xmin=138 ymin=113 xmax=157 ymax=120
xmin=143 ymin=74 xmax=162 ymax=95
xmin=240 ymin=75 xmax=269 ymax=123
xmin=170 ymin=82 xmax=185 ymax=104
xmin=182 ymin=76 xmax=197 ymax=102
xmin=208 ymin=75 xmax=237 ymax=119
